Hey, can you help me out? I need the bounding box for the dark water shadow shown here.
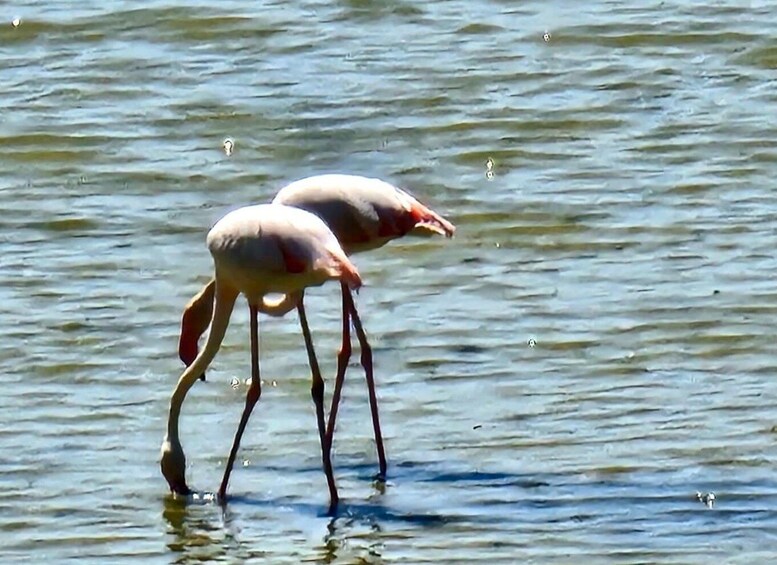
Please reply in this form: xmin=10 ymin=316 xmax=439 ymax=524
xmin=160 ymin=486 xmax=450 ymax=565
xmin=162 ymin=456 xmax=777 ymax=563
xmin=244 ymin=455 xmax=550 ymax=488
xmin=225 ymin=491 xmax=453 ymax=526
xmin=158 ymin=457 xmax=484 ymax=554
xmin=328 ymin=456 xmax=777 ymax=532
xmin=222 ymin=455 xmax=546 ymax=524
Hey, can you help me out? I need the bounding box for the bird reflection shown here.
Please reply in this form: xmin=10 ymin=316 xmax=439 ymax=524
xmin=316 ymin=508 xmax=386 ymax=564
xmin=162 ymin=494 xmax=246 ymax=564
xmin=160 ymin=479 xmax=446 ymax=564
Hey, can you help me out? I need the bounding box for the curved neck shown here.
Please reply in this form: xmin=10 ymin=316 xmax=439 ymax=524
xmin=167 ymin=281 xmax=238 ymax=440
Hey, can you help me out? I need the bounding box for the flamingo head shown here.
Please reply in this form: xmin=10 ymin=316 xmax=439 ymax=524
xmin=160 ymin=435 xmax=191 ymax=496
xmin=179 ymin=281 xmax=216 ymax=382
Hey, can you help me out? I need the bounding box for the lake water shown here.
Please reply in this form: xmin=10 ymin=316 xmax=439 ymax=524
xmin=3 ymin=1 xmax=777 ymax=563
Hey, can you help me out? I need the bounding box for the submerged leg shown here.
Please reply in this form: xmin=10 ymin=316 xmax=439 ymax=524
xmin=298 ymin=298 xmax=339 ymax=514
xmin=344 ymin=289 xmax=387 ymax=480
xmin=219 ymin=304 xmax=262 ymax=499
xmin=324 ymin=283 xmax=352 ymax=462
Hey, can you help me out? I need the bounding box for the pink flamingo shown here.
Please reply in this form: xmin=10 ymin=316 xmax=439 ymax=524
xmin=160 ymin=203 xmax=362 ymax=509
xmin=178 ymin=174 xmax=455 ymax=511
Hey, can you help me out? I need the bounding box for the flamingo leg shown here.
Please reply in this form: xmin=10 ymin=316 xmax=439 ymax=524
xmin=324 ymin=283 xmax=352 ymax=458
xmin=344 ymin=289 xmax=387 ymax=480
xmin=218 ymin=303 xmax=262 ymax=499
xmin=297 ymin=298 xmax=339 ymax=514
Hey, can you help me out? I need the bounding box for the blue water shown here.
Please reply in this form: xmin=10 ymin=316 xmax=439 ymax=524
xmin=2 ymin=1 xmax=777 ymax=562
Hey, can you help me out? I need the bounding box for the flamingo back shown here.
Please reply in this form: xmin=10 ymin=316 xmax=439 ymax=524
xmin=207 ymin=204 xmax=361 ymax=303
xmin=273 ymin=174 xmax=455 ymax=254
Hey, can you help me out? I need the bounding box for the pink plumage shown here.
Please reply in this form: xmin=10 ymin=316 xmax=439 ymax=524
xmin=168 ymin=174 xmax=455 ymax=512
xmin=161 ymin=203 xmax=360 ymax=501
xmin=273 ymin=174 xmax=455 ymax=253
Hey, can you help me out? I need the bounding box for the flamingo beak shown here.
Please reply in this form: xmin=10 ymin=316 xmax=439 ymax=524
xmin=167 ymin=478 xmax=192 ymax=496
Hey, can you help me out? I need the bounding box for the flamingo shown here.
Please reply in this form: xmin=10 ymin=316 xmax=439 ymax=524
xmin=160 ymin=203 xmax=362 ymax=510
xmin=178 ymin=174 xmax=455 ymax=509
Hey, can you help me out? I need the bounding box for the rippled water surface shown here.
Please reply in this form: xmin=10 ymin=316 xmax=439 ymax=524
xmin=3 ymin=1 xmax=777 ymax=563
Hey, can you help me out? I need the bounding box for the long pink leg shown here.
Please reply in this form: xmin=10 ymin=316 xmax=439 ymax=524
xmin=344 ymin=289 xmax=387 ymax=480
xmin=324 ymin=283 xmax=351 ymax=460
xmin=219 ymin=304 xmax=262 ymax=499
xmin=297 ymin=299 xmax=339 ymax=514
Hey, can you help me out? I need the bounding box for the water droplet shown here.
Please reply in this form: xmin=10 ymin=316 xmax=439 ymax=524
xmin=222 ymin=137 xmax=235 ymax=156
xmin=230 ymin=377 xmax=240 ymax=389
xmin=486 ymin=170 xmax=495 ymax=180
xmin=528 ymin=338 xmax=537 ymax=348
xmin=543 ymin=31 xmax=551 ymax=42
xmin=271 ymin=380 xmax=277 ymax=387
xmin=11 ymin=17 xmax=20 ymax=28
xmin=696 ymin=491 xmax=715 ymax=509
xmin=485 ymin=157 xmax=494 ymax=171
xmin=242 ymin=459 xmax=250 ymax=467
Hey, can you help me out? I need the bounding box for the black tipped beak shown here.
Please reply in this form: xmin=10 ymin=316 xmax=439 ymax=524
xmin=168 ymin=479 xmax=192 ymax=496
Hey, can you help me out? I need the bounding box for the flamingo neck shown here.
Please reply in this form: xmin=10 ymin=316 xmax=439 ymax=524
xmin=167 ymin=282 xmax=238 ymax=438
xmin=167 ymin=362 xmax=206 ymax=439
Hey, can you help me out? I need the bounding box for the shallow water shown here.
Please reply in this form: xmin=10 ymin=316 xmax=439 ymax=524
xmin=2 ymin=1 xmax=777 ymax=563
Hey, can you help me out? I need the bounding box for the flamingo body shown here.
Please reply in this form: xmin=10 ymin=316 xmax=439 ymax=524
xmin=161 ymin=203 xmax=360 ymax=499
xmin=272 ymin=174 xmax=455 ymax=254
xmin=179 ymin=175 xmax=454 ymax=366
xmin=170 ymin=175 xmax=455 ymax=511
xmin=207 ymin=204 xmax=360 ymax=305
